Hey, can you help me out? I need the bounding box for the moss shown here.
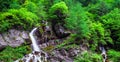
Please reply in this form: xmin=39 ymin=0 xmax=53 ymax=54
xmin=0 ymin=45 xmax=32 ymax=62
xmin=43 ymin=45 xmax=54 ymax=52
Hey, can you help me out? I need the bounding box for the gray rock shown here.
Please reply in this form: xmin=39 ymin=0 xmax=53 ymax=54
xmin=21 ymin=31 xmax=29 ymax=39
xmin=0 ymin=34 xmax=7 ymax=51
xmin=1 ymin=29 xmax=27 ymax=47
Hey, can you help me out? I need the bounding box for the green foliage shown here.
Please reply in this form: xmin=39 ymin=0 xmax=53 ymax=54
xmin=9 ymin=0 xmax=21 ymax=9
xmin=49 ymin=1 xmax=68 ymax=14
xmin=88 ymin=1 xmax=112 ymax=16
xmin=89 ymin=22 xmax=113 ymax=50
xmin=65 ymin=3 xmax=89 ymax=39
xmin=24 ymin=1 xmax=37 ymax=13
xmin=23 ymin=0 xmax=47 ymax=20
xmin=49 ymin=1 xmax=68 ymax=20
xmin=56 ymin=34 xmax=78 ymax=49
xmin=113 ymin=0 xmax=120 ymax=8
xmin=0 ymin=8 xmax=39 ymax=32
xmin=101 ymin=8 xmax=120 ymax=50
xmin=0 ymin=0 xmax=21 ymax=11
xmin=77 ymin=0 xmax=98 ymax=6
xmin=0 ymin=45 xmax=31 ymax=62
xmin=74 ymin=51 xmax=102 ymax=62
xmin=0 ymin=0 xmax=13 ymax=11
xmin=108 ymin=50 xmax=120 ymax=62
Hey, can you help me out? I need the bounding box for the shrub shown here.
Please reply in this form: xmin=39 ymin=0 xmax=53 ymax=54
xmin=23 ymin=1 xmax=47 ymax=20
xmin=49 ymin=1 xmax=68 ymax=21
xmin=0 ymin=0 xmax=13 ymax=11
xmin=101 ymin=8 xmax=120 ymax=50
xmin=23 ymin=1 xmax=37 ymax=13
xmin=88 ymin=1 xmax=112 ymax=17
xmin=0 ymin=8 xmax=39 ymax=32
xmin=107 ymin=50 xmax=120 ymax=62
xmin=89 ymin=22 xmax=113 ymax=50
xmin=74 ymin=51 xmax=102 ymax=62
xmin=0 ymin=45 xmax=31 ymax=62
xmin=77 ymin=0 xmax=98 ymax=6
xmin=65 ymin=3 xmax=89 ymax=39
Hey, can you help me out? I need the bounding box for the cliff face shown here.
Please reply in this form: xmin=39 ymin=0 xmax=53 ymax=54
xmin=0 ymin=23 xmax=89 ymax=62
xmin=13 ymin=24 xmax=89 ymax=62
xmin=0 ymin=29 xmax=29 ymax=50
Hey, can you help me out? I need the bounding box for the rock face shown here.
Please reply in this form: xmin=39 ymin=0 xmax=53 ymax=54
xmin=52 ymin=23 xmax=71 ymax=38
xmin=0 ymin=29 xmax=29 ymax=50
xmin=39 ymin=40 xmax=83 ymax=62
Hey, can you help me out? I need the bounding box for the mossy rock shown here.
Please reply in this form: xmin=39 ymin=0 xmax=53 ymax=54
xmin=43 ymin=45 xmax=54 ymax=52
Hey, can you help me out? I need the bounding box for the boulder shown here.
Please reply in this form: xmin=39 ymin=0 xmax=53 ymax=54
xmin=0 ymin=34 xmax=7 ymax=51
xmin=52 ymin=23 xmax=70 ymax=38
xmin=1 ymin=29 xmax=30 ymax=47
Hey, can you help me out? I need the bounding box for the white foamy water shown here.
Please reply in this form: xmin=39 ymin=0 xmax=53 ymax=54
xmin=29 ymin=28 xmax=40 ymax=51
xmin=15 ymin=28 xmax=47 ymax=62
xmin=100 ymin=46 xmax=107 ymax=62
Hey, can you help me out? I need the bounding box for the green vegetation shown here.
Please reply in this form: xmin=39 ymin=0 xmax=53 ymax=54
xmin=0 ymin=45 xmax=31 ymax=62
xmin=49 ymin=1 xmax=68 ymax=21
xmin=107 ymin=50 xmax=120 ymax=62
xmin=0 ymin=0 xmax=120 ymax=62
xmin=65 ymin=3 xmax=89 ymax=39
xmin=74 ymin=51 xmax=102 ymax=62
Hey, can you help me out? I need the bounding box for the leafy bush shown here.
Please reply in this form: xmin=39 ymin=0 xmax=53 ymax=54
xmin=74 ymin=51 xmax=102 ymax=62
xmin=101 ymin=8 xmax=120 ymax=50
xmin=23 ymin=1 xmax=37 ymax=13
xmin=23 ymin=0 xmax=47 ymax=20
xmin=0 ymin=0 xmax=13 ymax=11
xmin=0 ymin=0 xmax=21 ymax=11
xmin=0 ymin=8 xmax=39 ymax=32
xmin=113 ymin=0 xmax=120 ymax=8
xmin=88 ymin=1 xmax=112 ymax=16
xmin=49 ymin=1 xmax=68 ymax=21
xmin=77 ymin=0 xmax=98 ymax=6
xmin=107 ymin=50 xmax=120 ymax=62
xmin=56 ymin=34 xmax=78 ymax=49
xmin=65 ymin=3 xmax=89 ymax=39
xmin=89 ymin=22 xmax=113 ymax=50
xmin=0 ymin=45 xmax=31 ymax=62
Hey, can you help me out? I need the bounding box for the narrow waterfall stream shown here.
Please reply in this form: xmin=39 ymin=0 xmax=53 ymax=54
xmin=29 ymin=28 xmax=40 ymax=51
xmin=99 ymin=46 xmax=107 ymax=62
xmin=15 ymin=28 xmax=47 ymax=62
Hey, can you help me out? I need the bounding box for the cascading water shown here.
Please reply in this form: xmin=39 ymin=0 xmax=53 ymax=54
xmin=29 ymin=28 xmax=40 ymax=51
xmin=99 ymin=46 xmax=107 ymax=62
xmin=15 ymin=28 xmax=47 ymax=62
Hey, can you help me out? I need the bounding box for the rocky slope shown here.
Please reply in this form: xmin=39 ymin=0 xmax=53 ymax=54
xmin=0 ymin=29 xmax=29 ymax=50
xmin=0 ymin=23 xmax=88 ymax=62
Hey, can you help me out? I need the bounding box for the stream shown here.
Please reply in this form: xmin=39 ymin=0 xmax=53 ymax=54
xmin=15 ymin=28 xmax=47 ymax=62
xmin=99 ymin=46 xmax=107 ymax=62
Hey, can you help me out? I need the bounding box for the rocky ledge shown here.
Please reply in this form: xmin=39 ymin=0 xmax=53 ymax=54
xmin=0 ymin=29 xmax=29 ymax=50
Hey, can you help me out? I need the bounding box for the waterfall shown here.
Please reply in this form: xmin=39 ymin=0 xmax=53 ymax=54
xmin=29 ymin=28 xmax=40 ymax=51
xmin=15 ymin=28 xmax=47 ymax=62
xmin=99 ymin=46 xmax=107 ymax=62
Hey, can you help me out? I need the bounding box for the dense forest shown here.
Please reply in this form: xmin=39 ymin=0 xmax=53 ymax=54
xmin=0 ymin=0 xmax=120 ymax=62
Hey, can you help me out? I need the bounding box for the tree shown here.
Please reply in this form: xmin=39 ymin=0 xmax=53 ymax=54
xmin=65 ymin=3 xmax=89 ymax=39
xmin=49 ymin=1 xmax=68 ymax=22
xmin=101 ymin=8 xmax=120 ymax=50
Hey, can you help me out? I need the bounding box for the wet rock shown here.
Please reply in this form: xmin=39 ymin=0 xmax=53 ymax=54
xmin=21 ymin=31 xmax=29 ymax=39
xmin=68 ymin=48 xmax=77 ymax=57
xmin=0 ymin=45 xmax=6 ymax=51
xmin=8 ymin=36 xmax=24 ymax=47
xmin=59 ymin=49 xmax=68 ymax=56
xmin=0 ymin=29 xmax=31 ymax=47
xmin=0 ymin=34 xmax=7 ymax=46
xmin=52 ymin=24 xmax=70 ymax=38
